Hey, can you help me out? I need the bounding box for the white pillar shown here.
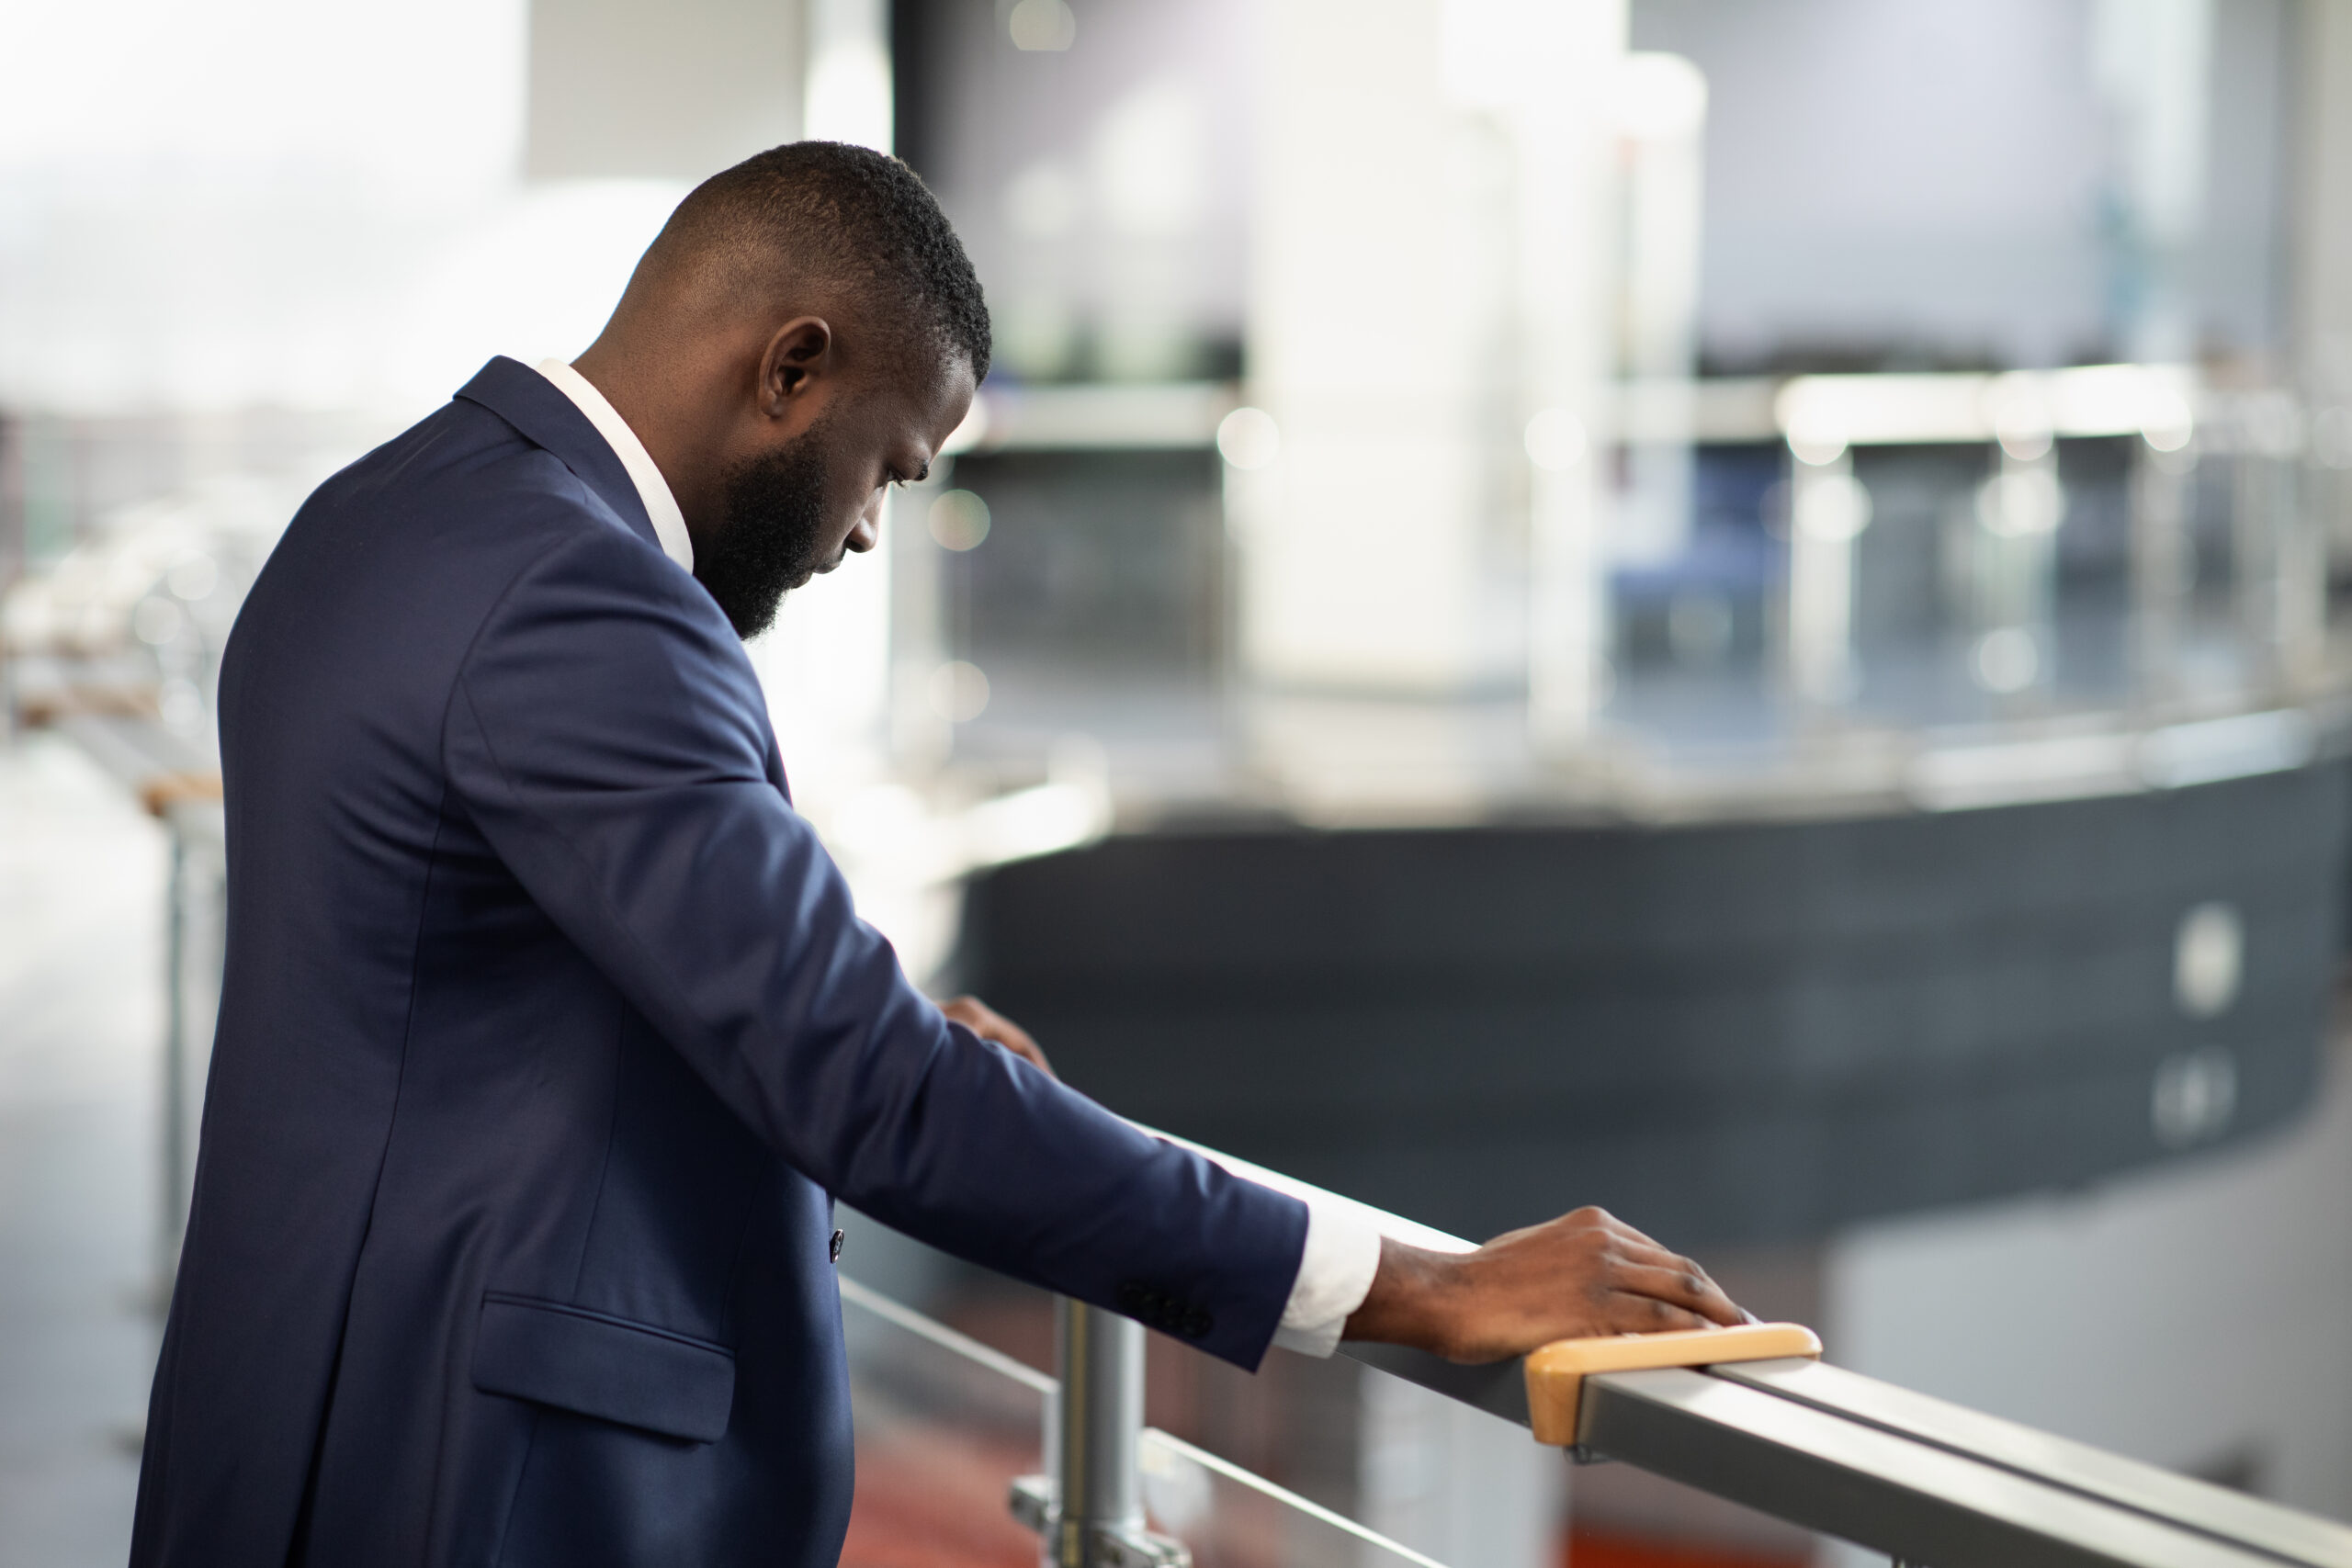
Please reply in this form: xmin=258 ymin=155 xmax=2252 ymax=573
xmin=2291 ymin=0 xmax=2352 ymax=378
xmin=2284 ymin=0 xmax=2352 ymax=685
xmin=2089 ymin=0 xmax=2212 ymax=363
xmin=1237 ymin=0 xmax=1623 ymax=713
xmin=1608 ymin=54 xmax=1708 ymax=572
xmin=526 ymin=0 xmax=807 ymax=180
xmin=804 ymin=0 xmax=892 ymax=152
xmin=1520 ymin=7 xmax=1633 ymax=745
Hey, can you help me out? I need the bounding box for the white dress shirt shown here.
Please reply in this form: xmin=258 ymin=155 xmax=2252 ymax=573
xmin=534 ymin=358 xmax=695 ymax=572
xmin=1267 ymin=1199 xmax=1385 ymax=1356
xmin=531 ymin=355 xmax=1386 ymax=1358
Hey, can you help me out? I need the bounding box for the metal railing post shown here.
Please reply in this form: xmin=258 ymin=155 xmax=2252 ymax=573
xmin=1053 ymin=1299 xmax=1146 ymax=1568
xmin=1010 ymin=1298 xmax=1190 ymax=1568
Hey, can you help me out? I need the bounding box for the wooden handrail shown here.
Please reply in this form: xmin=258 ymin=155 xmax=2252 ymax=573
xmin=1522 ymin=1321 xmax=1822 ymax=1444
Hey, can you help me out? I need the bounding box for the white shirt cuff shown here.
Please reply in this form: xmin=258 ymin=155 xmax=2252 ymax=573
xmin=1268 ymin=1197 xmax=1384 ymax=1358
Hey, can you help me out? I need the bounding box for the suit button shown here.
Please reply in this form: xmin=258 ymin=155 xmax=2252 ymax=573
xmin=830 ymin=1229 xmax=845 ymax=1264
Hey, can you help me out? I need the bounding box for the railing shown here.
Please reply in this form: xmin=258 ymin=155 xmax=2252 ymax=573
xmin=40 ymin=710 xmax=2352 ymax=1568
xmin=44 ymin=711 xmax=224 ymax=1286
xmin=840 ymin=1276 xmax=1444 ymax=1568
xmin=847 ymin=1134 xmax=2352 ymax=1568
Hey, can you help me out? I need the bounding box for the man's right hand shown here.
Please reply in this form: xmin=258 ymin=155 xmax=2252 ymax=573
xmin=1341 ymin=1207 xmax=1744 ymax=1364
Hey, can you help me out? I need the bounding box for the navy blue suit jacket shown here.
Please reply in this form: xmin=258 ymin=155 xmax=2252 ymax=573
xmin=130 ymin=358 xmax=1309 ymax=1568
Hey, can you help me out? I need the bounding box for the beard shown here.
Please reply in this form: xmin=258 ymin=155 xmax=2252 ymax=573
xmin=694 ymin=423 xmax=840 ymax=640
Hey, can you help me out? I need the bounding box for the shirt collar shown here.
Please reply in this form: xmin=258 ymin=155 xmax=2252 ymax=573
xmin=531 ymin=358 xmax=695 ymax=573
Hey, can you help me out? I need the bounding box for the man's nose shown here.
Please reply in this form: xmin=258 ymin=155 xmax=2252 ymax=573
xmin=847 ymin=495 xmax=884 ymax=554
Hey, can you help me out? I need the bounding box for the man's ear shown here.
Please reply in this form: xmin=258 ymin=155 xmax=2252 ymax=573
xmin=759 ymin=317 xmax=834 ymax=417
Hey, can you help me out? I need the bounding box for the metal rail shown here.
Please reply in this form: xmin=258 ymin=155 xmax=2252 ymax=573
xmin=1709 ymin=1360 xmax=2352 ymax=1568
xmin=1005 ymin=1132 xmax=2352 ymax=1568
xmin=1582 ymin=1365 xmax=2291 ymax=1568
xmin=46 ymin=712 xmax=225 ymax=1292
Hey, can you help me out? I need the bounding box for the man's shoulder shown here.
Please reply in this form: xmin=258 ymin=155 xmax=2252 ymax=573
xmin=232 ymin=395 xmax=717 ymax=700
xmin=390 ymin=404 xmax=750 ymax=694
xmin=259 ymin=393 xmax=699 ymax=639
xmin=314 ymin=396 xmax=638 ymax=553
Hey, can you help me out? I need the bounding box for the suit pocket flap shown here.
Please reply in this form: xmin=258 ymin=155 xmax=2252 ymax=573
xmin=471 ymin=1294 xmax=734 ymax=1442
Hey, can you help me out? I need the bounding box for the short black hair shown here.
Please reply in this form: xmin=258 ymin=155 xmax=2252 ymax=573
xmin=656 ymin=141 xmax=990 ymax=382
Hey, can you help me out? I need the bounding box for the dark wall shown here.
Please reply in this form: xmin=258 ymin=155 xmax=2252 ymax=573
xmin=959 ymin=761 xmax=2347 ymax=1246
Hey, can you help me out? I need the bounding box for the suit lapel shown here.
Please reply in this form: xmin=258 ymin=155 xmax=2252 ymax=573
xmin=453 ymin=356 xmax=663 ymax=556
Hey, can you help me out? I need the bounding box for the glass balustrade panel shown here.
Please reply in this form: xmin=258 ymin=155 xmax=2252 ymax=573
xmin=839 ymin=1280 xmax=1445 ymax=1568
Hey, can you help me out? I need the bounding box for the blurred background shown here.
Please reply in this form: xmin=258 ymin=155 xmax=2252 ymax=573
xmin=6 ymin=1 xmax=2352 ymax=1565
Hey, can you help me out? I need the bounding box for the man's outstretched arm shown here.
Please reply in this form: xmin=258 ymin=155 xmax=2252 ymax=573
xmin=934 ymin=998 xmax=1743 ymax=1359
xmin=934 ymin=998 xmax=1747 ymax=1362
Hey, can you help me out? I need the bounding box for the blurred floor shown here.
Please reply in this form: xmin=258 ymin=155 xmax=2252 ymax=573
xmin=0 ymin=732 xmax=165 ymax=1568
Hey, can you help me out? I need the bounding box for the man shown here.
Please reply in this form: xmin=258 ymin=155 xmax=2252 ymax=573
xmin=131 ymin=143 xmax=1740 ymax=1567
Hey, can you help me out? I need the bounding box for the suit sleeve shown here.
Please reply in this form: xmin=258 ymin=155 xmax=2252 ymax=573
xmin=444 ymin=526 xmax=1308 ymax=1368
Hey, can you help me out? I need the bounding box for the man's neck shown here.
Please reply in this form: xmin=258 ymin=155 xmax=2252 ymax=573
xmin=571 ymin=344 xmax=728 ymax=544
